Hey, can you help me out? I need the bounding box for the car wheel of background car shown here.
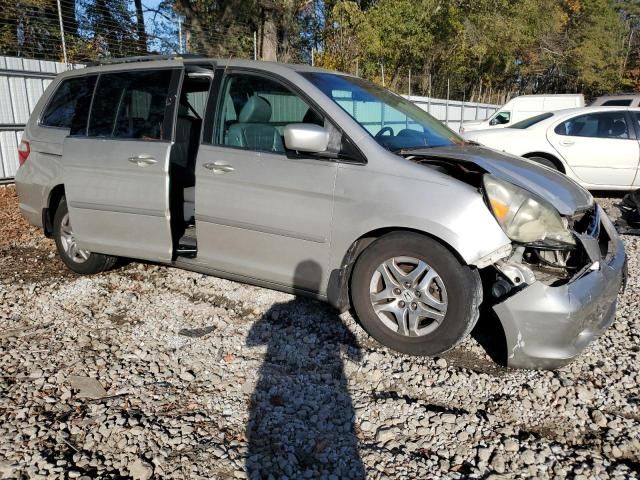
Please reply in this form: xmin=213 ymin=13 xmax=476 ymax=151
xmin=350 ymin=232 xmax=482 ymax=356
xmin=527 ymin=156 xmax=558 ymax=170
xmin=53 ymin=198 xmax=117 ymax=274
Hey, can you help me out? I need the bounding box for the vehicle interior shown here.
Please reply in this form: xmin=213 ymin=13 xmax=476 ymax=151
xmin=170 ymin=66 xmax=213 ymax=257
xmin=555 ymin=111 xmax=630 ymax=139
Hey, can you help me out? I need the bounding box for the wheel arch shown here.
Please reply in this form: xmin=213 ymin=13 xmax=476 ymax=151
xmin=43 ymin=184 xmax=65 ymax=238
xmin=326 ymin=226 xmax=469 ymax=313
xmin=522 ymin=152 xmax=566 ymax=173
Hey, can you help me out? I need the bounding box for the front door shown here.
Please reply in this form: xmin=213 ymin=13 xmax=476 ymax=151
xmin=547 ymin=110 xmax=640 ymax=187
xmin=63 ymin=68 xmax=179 ymax=262
xmin=194 ymin=71 xmax=337 ymax=292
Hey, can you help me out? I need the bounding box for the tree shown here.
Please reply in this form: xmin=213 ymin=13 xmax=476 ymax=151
xmin=0 ymin=0 xmax=62 ymax=60
xmin=133 ymin=0 xmax=147 ymax=52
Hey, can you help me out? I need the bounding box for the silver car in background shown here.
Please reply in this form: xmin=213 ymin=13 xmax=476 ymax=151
xmin=15 ymin=56 xmax=626 ymax=369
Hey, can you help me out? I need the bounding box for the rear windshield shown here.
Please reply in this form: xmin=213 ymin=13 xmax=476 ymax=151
xmin=601 ymin=99 xmax=632 ymax=106
xmin=509 ymin=112 xmax=554 ymax=129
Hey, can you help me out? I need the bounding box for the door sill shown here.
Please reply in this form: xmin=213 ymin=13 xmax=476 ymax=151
xmin=171 ymin=258 xmax=328 ymax=302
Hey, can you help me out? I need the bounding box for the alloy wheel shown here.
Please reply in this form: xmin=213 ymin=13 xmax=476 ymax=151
xmin=59 ymin=213 xmax=90 ymax=264
xmin=369 ymin=256 xmax=448 ymax=337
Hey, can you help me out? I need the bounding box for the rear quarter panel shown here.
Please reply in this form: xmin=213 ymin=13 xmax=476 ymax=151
xmin=15 ymin=76 xmax=69 ymax=227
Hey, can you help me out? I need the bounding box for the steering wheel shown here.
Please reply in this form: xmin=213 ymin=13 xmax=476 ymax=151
xmin=375 ymin=126 xmax=394 ymax=138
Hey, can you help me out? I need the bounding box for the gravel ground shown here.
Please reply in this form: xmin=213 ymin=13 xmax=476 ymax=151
xmin=0 ymin=185 xmax=639 ymax=479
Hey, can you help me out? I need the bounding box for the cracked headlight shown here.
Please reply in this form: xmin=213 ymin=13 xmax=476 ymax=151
xmin=483 ymin=175 xmax=575 ymax=247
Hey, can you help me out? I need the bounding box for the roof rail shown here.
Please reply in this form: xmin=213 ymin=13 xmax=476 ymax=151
xmin=86 ymin=53 xmax=207 ymax=67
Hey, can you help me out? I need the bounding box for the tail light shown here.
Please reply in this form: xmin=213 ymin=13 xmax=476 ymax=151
xmin=18 ymin=140 xmax=30 ymax=166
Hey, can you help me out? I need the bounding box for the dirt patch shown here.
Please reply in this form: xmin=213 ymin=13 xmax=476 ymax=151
xmin=0 ymin=185 xmax=35 ymax=248
xmin=442 ymin=346 xmax=508 ymax=376
xmin=0 ymin=185 xmax=73 ymax=284
xmin=0 ymin=245 xmax=75 ymax=283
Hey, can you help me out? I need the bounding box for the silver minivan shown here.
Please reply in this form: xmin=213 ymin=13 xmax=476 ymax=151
xmin=16 ymin=56 xmax=626 ymax=369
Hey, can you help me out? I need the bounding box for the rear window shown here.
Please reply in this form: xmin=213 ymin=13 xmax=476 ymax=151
xmin=509 ymin=112 xmax=554 ymax=129
xmin=601 ymin=99 xmax=632 ymax=106
xmin=40 ymin=76 xmax=96 ymax=129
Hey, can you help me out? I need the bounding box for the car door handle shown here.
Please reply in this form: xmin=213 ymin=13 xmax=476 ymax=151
xmin=128 ymin=156 xmax=157 ymax=166
xmin=203 ymin=162 xmax=234 ymax=174
xmin=559 ymin=139 xmax=575 ymax=146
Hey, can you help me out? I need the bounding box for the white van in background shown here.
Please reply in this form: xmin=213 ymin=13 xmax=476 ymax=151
xmin=460 ymin=94 xmax=585 ymax=133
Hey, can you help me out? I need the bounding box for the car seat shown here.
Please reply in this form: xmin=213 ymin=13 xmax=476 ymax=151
xmin=225 ymin=96 xmax=284 ymax=152
xmin=610 ymin=120 xmax=627 ymax=138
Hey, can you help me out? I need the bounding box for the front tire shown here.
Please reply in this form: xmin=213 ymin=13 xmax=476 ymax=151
xmin=53 ymin=198 xmax=117 ymax=274
xmin=351 ymin=232 xmax=482 ymax=356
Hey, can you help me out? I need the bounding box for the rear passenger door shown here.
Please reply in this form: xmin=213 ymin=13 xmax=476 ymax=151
xmin=194 ymin=70 xmax=338 ymax=292
xmin=63 ymin=68 xmax=180 ymax=262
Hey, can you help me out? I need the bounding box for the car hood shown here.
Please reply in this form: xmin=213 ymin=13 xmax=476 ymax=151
xmin=407 ymin=145 xmax=593 ymax=216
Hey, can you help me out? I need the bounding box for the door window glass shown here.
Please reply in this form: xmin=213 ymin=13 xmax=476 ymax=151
xmin=88 ymin=70 xmax=173 ymax=140
xmin=214 ymin=74 xmax=322 ymax=153
xmin=41 ymin=76 xmax=96 ymax=129
xmin=490 ymin=111 xmax=510 ymax=126
xmin=554 ymin=111 xmax=630 ymax=139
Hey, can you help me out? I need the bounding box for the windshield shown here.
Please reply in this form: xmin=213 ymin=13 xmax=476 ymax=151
xmin=509 ymin=112 xmax=554 ymax=129
xmin=303 ymin=72 xmax=464 ymax=151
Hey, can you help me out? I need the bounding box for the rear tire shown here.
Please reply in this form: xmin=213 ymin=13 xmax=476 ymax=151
xmin=350 ymin=232 xmax=482 ymax=356
xmin=53 ymin=198 xmax=117 ymax=274
xmin=527 ymin=155 xmax=558 ymax=170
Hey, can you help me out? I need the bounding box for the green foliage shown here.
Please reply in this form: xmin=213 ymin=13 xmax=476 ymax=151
xmin=318 ymin=0 xmax=637 ymax=98
xmin=0 ymin=0 xmax=636 ymax=95
xmin=0 ymin=0 xmax=63 ymax=61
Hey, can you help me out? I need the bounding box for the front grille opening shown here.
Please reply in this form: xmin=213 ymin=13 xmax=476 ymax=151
xmin=598 ymin=224 xmax=610 ymax=258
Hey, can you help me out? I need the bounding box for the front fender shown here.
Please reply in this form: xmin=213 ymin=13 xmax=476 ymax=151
xmin=327 ymin=163 xmax=511 ymax=281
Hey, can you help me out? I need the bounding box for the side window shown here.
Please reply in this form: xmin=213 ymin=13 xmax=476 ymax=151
xmin=214 ymin=73 xmax=323 ymax=153
xmin=490 ymin=111 xmax=510 ymax=126
xmin=41 ymin=76 xmax=96 ymax=129
xmin=554 ymin=112 xmax=630 ymax=139
xmin=88 ymin=69 xmax=173 ymax=140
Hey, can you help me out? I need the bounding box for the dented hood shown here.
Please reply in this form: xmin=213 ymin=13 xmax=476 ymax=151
xmin=408 ymin=145 xmax=594 ymax=216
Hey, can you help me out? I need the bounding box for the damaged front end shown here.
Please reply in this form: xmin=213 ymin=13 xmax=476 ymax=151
xmin=488 ymin=203 xmax=626 ymax=369
xmin=406 ymin=151 xmax=627 ymax=369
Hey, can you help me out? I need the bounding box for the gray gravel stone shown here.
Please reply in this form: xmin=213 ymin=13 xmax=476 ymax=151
xmin=1 ymin=192 xmax=639 ymax=479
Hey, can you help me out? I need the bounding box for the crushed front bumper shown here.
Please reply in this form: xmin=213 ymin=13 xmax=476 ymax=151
xmin=493 ymin=206 xmax=626 ymax=369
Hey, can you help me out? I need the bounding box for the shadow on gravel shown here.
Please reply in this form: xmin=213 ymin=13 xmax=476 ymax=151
xmin=470 ymin=307 xmax=509 ymax=370
xmin=245 ymin=260 xmax=365 ymax=479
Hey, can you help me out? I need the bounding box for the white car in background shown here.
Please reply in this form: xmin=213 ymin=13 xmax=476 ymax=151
xmin=463 ymin=107 xmax=640 ymax=190
xmin=460 ymin=94 xmax=584 ymax=134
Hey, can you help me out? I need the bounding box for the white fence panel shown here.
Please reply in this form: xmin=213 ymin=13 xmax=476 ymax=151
xmin=0 ymin=57 xmax=79 ymax=179
xmin=405 ymin=95 xmax=499 ymax=133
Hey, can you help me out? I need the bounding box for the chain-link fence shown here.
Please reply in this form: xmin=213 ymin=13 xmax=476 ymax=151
xmin=0 ymin=0 xmax=257 ymax=64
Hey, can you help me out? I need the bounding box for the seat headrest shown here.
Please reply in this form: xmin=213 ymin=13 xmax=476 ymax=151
xmin=611 ymin=120 xmax=627 ymax=137
xmin=239 ymin=96 xmax=272 ymax=123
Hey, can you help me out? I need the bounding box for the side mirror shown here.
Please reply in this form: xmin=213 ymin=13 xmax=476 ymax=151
xmin=283 ymin=123 xmax=329 ymax=153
